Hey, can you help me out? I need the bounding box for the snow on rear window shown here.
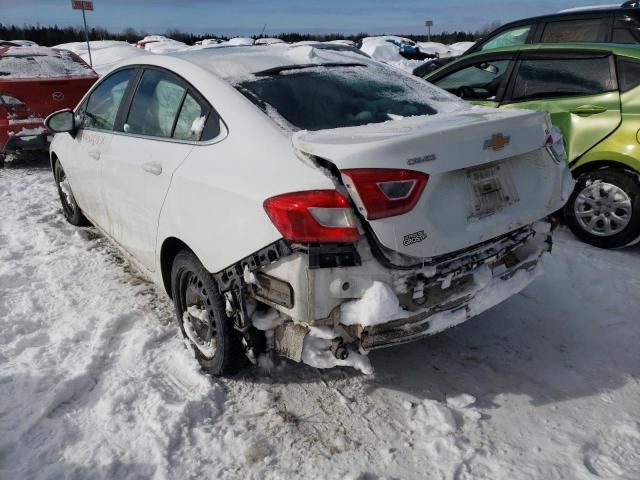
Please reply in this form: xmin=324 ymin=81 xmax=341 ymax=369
xmin=0 ymin=47 xmax=94 ymax=79
xmin=236 ymin=64 xmax=466 ymax=131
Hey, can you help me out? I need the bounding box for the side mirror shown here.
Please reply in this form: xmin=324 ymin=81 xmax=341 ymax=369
xmin=45 ymin=109 xmax=76 ymax=134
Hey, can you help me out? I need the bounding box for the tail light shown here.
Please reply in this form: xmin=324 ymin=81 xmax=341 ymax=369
xmin=545 ymin=126 xmax=566 ymax=165
xmin=263 ymin=190 xmax=360 ymax=243
xmin=341 ymin=169 xmax=428 ymax=220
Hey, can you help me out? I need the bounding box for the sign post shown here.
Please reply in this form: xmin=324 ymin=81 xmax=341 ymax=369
xmin=71 ymin=1 xmax=94 ymax=68
xmin=425 ymin=20 xmax=433 ymax=43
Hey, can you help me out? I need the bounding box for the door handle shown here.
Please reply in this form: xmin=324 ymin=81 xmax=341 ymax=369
xmin=142 ymin=161 xmax=163 ymax=176
xmin=570 ymin=105 xmax=607 ymax=116
xmin=88 ymin=150 xmax=101 ymax=160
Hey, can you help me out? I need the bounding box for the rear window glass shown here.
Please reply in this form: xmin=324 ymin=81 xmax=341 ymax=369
xmin=0 ymin=47 xmax=94 ymax=79
xmin=613 ymin=14 xmax=640 ymax=43
xmin=480 ymin=26 xmax=532 ymax=51
xmin=512 ymin=57 xmax=615 ymax=101
xmin=541 ymin=19 xmax=607 ymax=43
xmin=618 ymin=58 xmax=640 ymax=92
xmin=236 ymin=65 xmax=461 ymax=131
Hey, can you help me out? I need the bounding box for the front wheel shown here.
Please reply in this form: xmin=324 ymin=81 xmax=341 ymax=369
xmin=565 ymin=168 xmax=640 ymax=248
xmin=171 ymin=250 xmax=244 ymax=376
xmin=54 ymin=160 xmax=89 ymax=226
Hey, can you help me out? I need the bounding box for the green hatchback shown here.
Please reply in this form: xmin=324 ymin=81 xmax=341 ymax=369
xmin=426 ymin=43 xmax=640 ymax=248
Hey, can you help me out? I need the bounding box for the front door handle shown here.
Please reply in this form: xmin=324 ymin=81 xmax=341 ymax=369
xmin=88 ymin=149 xmax=101 ymax=160
xmin=570 ymin=105 xmax=607 ymax=116
xmin=142 ymin=161 xmax=163 ymax=176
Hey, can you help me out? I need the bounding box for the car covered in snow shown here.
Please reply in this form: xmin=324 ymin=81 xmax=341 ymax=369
xmin=0 ymin=46 xmax=98 ymax=164
xmin=45 ymin=45 xmax=573 ymax=375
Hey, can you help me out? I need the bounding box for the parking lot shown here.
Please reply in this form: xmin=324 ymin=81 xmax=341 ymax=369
xmin=1 ymin=159 xmax=639 ymax=479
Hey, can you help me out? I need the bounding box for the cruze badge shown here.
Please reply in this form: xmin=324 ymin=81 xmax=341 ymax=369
xmin=484 ymin=133 xmax=510 ymax=151
xmin=52 ymin=92 xmax=65 ymax=101
xmin=407 ymin=153 xmax=436 ymax=166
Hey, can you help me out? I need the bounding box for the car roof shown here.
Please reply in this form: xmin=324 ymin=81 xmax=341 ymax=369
xmin=488 ymin=6 xmax=633 ymax=30
xmin=453 ymin=42 xmax=640 ymax=60
xmin=159 ymin=44 xmax=372 ymax=81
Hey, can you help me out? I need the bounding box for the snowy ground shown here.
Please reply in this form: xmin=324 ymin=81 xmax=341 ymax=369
xmin=1 ymin=159 xmax=639 ymax=480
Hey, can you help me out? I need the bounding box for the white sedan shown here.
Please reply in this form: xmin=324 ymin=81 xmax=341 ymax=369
xmin=45 ymin=44 xmax=574 ymax=375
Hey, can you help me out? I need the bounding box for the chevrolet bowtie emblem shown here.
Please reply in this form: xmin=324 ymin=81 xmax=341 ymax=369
xmin=484 ymin=133 xmax=510 ymax=151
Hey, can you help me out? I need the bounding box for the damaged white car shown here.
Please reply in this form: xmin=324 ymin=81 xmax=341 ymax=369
xmin=45 ymin=45 xmax=574 ymax=375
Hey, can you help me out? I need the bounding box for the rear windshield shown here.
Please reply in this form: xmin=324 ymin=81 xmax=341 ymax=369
xmin=236 ymin=65 xmax=460 ymax=131
xmin=0 ymin=47 xmax=94 ymax=79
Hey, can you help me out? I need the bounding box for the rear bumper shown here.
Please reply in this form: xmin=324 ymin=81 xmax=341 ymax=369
xmin=3 ymin=132 xmax=50 ymax=153
xmin=259 ymin=223 xmax=552 ymax=362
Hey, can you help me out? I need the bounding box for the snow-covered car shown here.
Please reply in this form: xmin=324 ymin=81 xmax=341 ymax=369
xmin=45 ymin=45 xmax=574 ymax=376
xmin=0 ymin=46 xmax=98 ymax=164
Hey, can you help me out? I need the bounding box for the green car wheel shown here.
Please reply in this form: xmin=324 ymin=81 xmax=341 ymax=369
xmin=565 ymin=168 xmax=640 ymax=249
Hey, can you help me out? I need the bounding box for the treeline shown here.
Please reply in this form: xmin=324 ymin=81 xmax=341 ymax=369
xmin=1 ymin=23 xmax=478 ymax=47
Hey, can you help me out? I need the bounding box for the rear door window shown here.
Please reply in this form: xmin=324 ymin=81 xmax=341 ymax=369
xmin=613 ymin=14 xmax=640 ymax=43
xmin=510 ymin=56 xmax=615 ymax=101
xmin=81 ymin=68 xmax=136 ymax=131
xmin=617 ymin=57 xmax=640 ymax=92
xmin=479 ymin=26 xmax=532 ymax=51
xmin=541 ymin=18 xmax=608 ymax=43
xmin=125 ymin=69 xmax=187 ymax=138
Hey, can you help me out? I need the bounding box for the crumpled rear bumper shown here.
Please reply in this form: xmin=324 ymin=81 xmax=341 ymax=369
xmin=353 ymin=232 xmax=550 ymax=349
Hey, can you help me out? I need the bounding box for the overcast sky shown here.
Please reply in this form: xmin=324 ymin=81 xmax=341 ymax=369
xmin=0 ymin=1 xmax=622 ymax=35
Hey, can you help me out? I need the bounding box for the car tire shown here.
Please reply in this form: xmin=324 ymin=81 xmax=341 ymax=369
xmin=565 ymin=167 xmax=640 ymax=249
xmin=171 ymin=250 xmax=244 ymax=376
xmin=54 ymin=160 xmax=90 ymax=226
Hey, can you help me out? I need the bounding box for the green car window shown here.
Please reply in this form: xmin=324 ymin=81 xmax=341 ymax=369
xmin=434 ymin=60 xmax=510 ymax=100
xmin=618 ymin=58 xmax=640 ymax=92
xmin=512 ymin=57 xmax=615 ymax=101
xmin=480 ymin=26 xmax=531 ymax=51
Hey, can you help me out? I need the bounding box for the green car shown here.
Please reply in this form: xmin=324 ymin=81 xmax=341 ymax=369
xmin=426 ymin=43 xmax=640 ymax=248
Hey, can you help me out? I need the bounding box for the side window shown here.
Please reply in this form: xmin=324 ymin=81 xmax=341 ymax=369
xmin=511 ymin=57 xmax=615 ymax=101
xmin=173 ymin=93 xmax=212 ymax=141
xmin=125 ymin=69 xmax=187 ymax=138
xmin=480 ymin=26 xmax=532 ymax=51
xmin=81 ymin=68 xmax=135 ymax=130
xmin=618 ymin=58 xmax=640 ymax=92
xmin=613 ymin=14 xmax=640 ymax=43
xmin=541 ymin=18 xmax=607 ymax=43
xmin=434 ymin=60 xmax=510 ymax=100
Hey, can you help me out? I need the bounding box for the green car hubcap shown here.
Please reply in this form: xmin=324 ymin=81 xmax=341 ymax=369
xmin=574 ymin=181 xmax=632 ymax=237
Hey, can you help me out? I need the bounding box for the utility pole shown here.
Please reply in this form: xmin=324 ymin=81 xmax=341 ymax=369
xmin=425 ymin=20 xmax=433 ymax=42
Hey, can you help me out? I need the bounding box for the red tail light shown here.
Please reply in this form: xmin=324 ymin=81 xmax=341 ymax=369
xmin=341 ymin=169 xmax=428 ymax=220
xmin=263 ymin=190 xmax=360 ymax=243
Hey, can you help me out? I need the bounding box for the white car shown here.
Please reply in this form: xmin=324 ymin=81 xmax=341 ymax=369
xmin=45 ymin=45 xmax=574 ymax=375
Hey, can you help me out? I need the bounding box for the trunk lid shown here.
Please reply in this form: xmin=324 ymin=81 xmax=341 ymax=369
xmin=293 ymin=108 xmax=568 ymax=260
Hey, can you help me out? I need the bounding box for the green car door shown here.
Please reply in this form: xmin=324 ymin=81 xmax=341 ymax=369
xmin=499 ymin=51 xmax=622 ymax=162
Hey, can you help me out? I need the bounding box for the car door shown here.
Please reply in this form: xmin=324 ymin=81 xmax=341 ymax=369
xmin=428 ymin=53 xmax=516 ymax=107
xmin=63 ymin=67 xmax=137 ymax=224
xmin=500 ymin=51 xmax=622 ymax=162
xmin=99 ymin=67 xmax=220 ymax=273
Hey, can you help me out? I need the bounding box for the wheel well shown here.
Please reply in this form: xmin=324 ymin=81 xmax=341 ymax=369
xmin=160 ymin=237 xmax=192 ymax=299
xmin=571 ymin=160 xmax=637 ymax=178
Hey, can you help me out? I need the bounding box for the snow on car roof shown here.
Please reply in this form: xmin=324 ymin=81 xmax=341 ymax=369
xmin=0 ymin=46 xmax=96 ymax=79
xmin=169 ymin=44 xmax=372 ymax=81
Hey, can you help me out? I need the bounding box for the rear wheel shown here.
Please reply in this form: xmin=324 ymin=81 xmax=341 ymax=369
xmin=54 ymin=161 xmax=89 ymax=226
xmin=171 ymin=250 xmax=244 ymax=376
xmin=565 ymin=168 xmax=640 ymax=248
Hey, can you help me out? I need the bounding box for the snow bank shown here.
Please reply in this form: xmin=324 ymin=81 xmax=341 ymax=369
xmin=359 ymin=36 xmax=426 ymax=72
xmin=226 ymin=37 xmax=255 ymax=46
xmin=54 ymin=41 xmax=149 ymax=75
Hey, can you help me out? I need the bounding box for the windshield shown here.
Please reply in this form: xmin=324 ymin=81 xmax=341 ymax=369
xmin=236 ymin=65 xmax=459 ymax=131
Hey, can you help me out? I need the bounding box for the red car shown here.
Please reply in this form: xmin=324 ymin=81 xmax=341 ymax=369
xmin=0 ymin=46 xmax=98 ymax=163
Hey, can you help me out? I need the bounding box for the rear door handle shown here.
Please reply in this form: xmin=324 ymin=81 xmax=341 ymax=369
xmin=142 ymin=161 xmax=163 ymax=176
xmin=570 ymin=105 xmax=607 ymax=116
xmin=88 ymin=149 xmax=101 ymax=160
